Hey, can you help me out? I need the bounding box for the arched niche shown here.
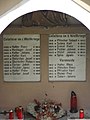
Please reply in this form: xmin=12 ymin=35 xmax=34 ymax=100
xmin=0 ymin=0 xmax=90 ymax=33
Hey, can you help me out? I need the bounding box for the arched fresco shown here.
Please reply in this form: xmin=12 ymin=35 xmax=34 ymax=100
xmin=0 ymin=0 xmax=90 ymax=33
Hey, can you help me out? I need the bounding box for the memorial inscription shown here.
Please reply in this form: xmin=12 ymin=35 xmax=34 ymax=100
xmin=3 ymin=34 xmax=40 ymax=82
xmin=49 ymin=34 xmax=86 ymax=81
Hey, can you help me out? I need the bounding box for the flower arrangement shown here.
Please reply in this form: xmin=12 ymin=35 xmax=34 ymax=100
xmin=27 ymin=99 xmax=66 ymax=120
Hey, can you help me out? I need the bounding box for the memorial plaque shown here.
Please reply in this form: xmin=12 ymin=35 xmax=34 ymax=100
xmin=3 ymin=34 xmax=40 ymax=82
xmin=49 ymin=34 xmax=86 ymax=81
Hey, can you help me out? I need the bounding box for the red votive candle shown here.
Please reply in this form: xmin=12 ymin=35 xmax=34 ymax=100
xmin=9 ymin=110 xmax=14 ymax=119
xmin=79 ymin=109 xmax=84 ymax=119
xmin=18 ymin=107 xmax=23 ymax=119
